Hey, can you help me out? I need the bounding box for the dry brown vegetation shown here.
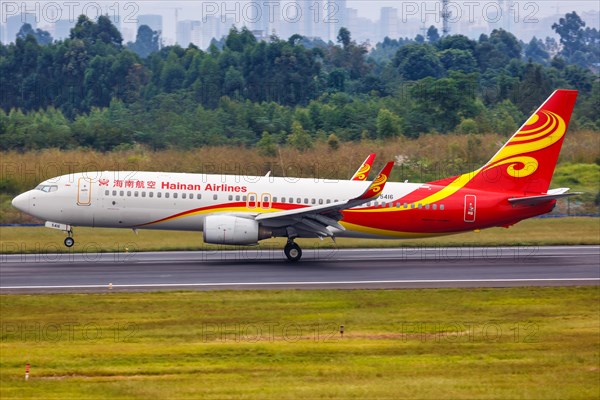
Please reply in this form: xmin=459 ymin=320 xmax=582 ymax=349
xmin=2 ymin=131 xmax=597 ymax=189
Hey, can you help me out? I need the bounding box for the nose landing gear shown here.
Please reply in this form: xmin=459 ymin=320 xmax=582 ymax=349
xmin=64 ymin=228 xmax=75 ymax=247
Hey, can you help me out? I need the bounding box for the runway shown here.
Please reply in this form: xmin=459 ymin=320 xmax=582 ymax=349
xmin=1 ymin=246 xmax=599 ymax=293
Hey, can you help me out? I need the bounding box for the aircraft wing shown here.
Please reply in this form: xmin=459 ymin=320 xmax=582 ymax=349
xmin=351 ymin=154 xmax=376 ymax=181
xmin=508 ymin=188 xmax=582 ymax=205
xmin=255 ymin=161 xmax=394 ymax=237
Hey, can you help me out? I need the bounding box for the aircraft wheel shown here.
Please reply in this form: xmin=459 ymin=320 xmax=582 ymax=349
xmin=64 ymin=237 xmax=75 ymax=248
xmin=284 ymin=242 xmax=302 ymax=262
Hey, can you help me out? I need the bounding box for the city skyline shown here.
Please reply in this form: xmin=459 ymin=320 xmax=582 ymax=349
xmin=1 ymin=1 xmax=599 ymax=47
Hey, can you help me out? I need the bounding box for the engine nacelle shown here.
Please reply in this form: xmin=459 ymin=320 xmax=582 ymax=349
xmin=203 ymin=215 xmax=271 ymax=245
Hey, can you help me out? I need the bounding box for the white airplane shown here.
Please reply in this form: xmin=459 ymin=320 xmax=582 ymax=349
xmin=12 ymin=90 xmax=579 ymax=261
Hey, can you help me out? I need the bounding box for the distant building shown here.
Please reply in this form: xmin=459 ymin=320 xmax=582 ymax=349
xmin=380 ymin=7 xmax=399 ymax=40
xmin=346 ymin=8 xmax=375 ymax=44
xmin=299 ymin=0 xmax=316 ymax=37
xmin=249 ymin=1 xmax=274 ymax=34
xmin=202 ymin=16 xmax=219 ymax=49
xmin=177 ymin=20 xmax=201 ymax=47
xmin=137 ymin=14 xmax=163 ymax=34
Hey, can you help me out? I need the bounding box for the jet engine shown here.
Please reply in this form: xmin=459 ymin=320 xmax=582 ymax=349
xmin=203 ymin=215 xmax=272 ymax=245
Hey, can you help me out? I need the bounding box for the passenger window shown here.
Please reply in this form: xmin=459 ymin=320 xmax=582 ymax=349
xmin=197 ymin=194 xmax=202 ymax=200
xmin=142 ymin=192 xmax=146 ymax=198
xmin=273 ymin=197 xmax=278 ymax=203
xmin=173 ymin=193 xmax=178 ymax=199
xmin=120 ymin=190 xmax=124 ymax=196
xmin=182 ymin=193 xmax=187 ymax=199
xmin=411 ymin=203 xmax=415 ymax=209
xmin=228 ymin=195 xmax=233 ymax=201
xmin=418 ymin=204 xmax=422 ymax=209
xmin=149 ymin=192 xmax=153 ymax=198
xmin=112 ymin=190 xmax=117 ymax=196
xmin=134 ymin=191 xmax=139 ymax=197
xmin=297 ymin=198 xmax=301 ymax=203
xmin=165 ymin=193 xmax=170 ymax=199
xmin=127 ymin=191 xmax=131 ymax=197
xmin=425 ymin=204 xmax=430 ymax=210
xmin=326 ymin=199 xmax=331 ymax=204
xmin=236 ymin=195 xmax=240 ymax=201
xmin=304 ymin=198 xmax=309 ymax=204
xmin=157 ymin=192 xmax=161 ymax=198
xmin=261 ymin=194 xmax=271 ymax=209
xmin=105 ymin=190 xmax=109 ymax=196
xmin=440 ymin=204 xmax=445 ymax=211
xmin=213 ymin=194 xmax=218 ymax=200
xmin=311 ymin=198 xmax=316 ymax=205
xmin=404 ymin=203 xmax=408 ymax=208
xmin=433 ymin=204 xmax=437 ymax=210
xmin=247 ymin=193 xmax=256 ymax=208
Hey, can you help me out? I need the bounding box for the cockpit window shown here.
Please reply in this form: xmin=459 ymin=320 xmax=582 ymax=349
xmin=35 ymin=185 xmax=58 ymax=192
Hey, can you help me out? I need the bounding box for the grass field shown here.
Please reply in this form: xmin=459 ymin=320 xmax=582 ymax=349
xmin=1 ymin=287 xmax=598 ymax=399
xmin=1 ymin=217 xmax=598 ymax=254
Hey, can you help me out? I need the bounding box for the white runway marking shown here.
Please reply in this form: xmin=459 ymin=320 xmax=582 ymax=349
xmin=2 ymin=278 xmax=599 ymax=290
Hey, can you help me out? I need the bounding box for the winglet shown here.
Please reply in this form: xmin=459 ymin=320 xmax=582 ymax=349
xmin=355 ymin=161 xmax=394 ymax=200
xmin=351 ymin=154 xmax=376 ymax=181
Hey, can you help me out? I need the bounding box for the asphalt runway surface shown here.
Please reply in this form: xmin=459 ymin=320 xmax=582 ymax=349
xmin=1 ymin=246 xmax=598 ymax=293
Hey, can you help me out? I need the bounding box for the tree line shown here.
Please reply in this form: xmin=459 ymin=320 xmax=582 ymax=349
xmin=0 ymin=12 xmax=598 ymax=152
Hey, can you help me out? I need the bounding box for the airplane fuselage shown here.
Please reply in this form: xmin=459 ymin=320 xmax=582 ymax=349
xmin=13 ymin=171 xmax=552 ymax=239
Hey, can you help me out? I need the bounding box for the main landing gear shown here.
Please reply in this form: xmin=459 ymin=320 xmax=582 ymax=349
xmin=64 ymin=229 xmax=75 ymax=248
xmin=284 ymin=240 xmax=302 ymax=262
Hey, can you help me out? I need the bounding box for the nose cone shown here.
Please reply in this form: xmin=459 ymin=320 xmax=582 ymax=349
xmin=12 ymin=192 xmax=30 ymax=214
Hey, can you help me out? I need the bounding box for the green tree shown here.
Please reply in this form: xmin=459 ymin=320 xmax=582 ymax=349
xmin=376 ymin=108 xmax=402 ymax=138
xmin=524 ymin=37 xmax=550 ymax=64
xmin=337 ymin=27 xmax=352 ymax=49
xmin=327 ymin=133 xmax=340 ymax=151
xmin=427 ymin=26 xmax=440 ymax=43
xmin=287 ymin=121 xmax=312 ymax=151
xmin=16 ymin=23 xmax=53 ymax=45
xmin=439 ymin=49 xmax=478 ymax=72
xmin=393 ymin=44 xmax=444 ymax=80
xmin=127 ymin=25 xmax=160 ymax=58
xmin=552 ymin=12 xmax=586 ymax=58
xmin=476 ymin=29 xmax=521 ymax=71
xmin=257 ymin=131 xmax=277 ymax=157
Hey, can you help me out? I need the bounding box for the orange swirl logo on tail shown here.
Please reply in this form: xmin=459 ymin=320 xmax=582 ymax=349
xmin=354 ymin=163 xmax=371 ymax=181
xmin=482 ymin=110 xmax=566 ymax=178
xmin=370 ymin=173 xmax=388 ymax=194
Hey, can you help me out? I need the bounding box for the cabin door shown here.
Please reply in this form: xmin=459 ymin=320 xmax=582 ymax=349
xmin=464 ymin=195 xmax=476 ymax=223
xmin=77 ymin=177 xmax=92 ymax=206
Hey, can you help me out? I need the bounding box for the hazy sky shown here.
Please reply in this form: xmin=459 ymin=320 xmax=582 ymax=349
xmin=3 ymin=1 xmax=598 ymax=43
xmin=129 ymin=0 xmax=600 ymax=20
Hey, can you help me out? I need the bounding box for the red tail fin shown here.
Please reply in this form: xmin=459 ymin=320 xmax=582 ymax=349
xmin=431 ymin=90 xmax=578 ymax=195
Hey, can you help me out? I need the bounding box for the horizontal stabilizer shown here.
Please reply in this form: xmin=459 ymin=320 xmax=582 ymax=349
xmin=508 ymin=189 xmax=581 ymax=205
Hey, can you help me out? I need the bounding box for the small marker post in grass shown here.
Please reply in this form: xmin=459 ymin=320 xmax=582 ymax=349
xmin=340 ymin=325 xmax=344 ymax=338
xmin=25 ymin=363 xmax=30 ymax=381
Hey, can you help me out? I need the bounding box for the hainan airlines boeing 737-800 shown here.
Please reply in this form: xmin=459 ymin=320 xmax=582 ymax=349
xmin=12 ymin=90 xmax=579 ymax=261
